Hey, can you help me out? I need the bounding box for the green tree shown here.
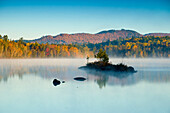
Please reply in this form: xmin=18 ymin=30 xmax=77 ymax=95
xmin=96 ymin=49 xmax=109 ymax=63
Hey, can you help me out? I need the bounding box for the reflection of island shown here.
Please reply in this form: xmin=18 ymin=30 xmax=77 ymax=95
xmin=83 ymin=69 xmax=170 ymax=88
xmin=96 ymin=75 xmax=109 ymax=89
xmin=84 ymin=69 xmax=134 ymax=88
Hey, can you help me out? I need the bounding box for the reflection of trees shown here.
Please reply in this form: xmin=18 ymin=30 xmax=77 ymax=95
xmin=3 ymin=76 xmax=8 ymax=82
xmin=90 ymin=70 xmax=132 ymax=88
xmin=96 ymin=76 xmax=109 ymax=89
xmin=82 ymin=69 xmax=170 ymax=88
xmin=0 ymin=65 xmax=68 ymax=83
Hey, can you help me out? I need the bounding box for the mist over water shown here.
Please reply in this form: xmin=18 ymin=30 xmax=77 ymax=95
xmin=0 ymin=58 xmax=170 ymax=113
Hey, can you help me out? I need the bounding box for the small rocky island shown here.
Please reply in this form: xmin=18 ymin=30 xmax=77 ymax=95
xmin=79 ymin=49 xmax=137 ymax=73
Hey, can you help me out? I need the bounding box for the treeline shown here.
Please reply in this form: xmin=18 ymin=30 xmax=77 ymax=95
xmin=86 ymin=36 xmax=170 ymax=57
xmin=0 ymin=35 xmax=169 ymax=58
xmin=0 ymin=35 xmax=93 ymax=58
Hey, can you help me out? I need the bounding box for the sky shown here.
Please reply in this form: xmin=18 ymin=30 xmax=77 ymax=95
xmin=0 ymin=0 xmax=170 ymax=40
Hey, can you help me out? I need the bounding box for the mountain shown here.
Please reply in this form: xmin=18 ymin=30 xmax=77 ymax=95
xmin=25 ymin=29 xmax=170 ymax=44
xmin=144 ymin=33 xmax=170 ymax=37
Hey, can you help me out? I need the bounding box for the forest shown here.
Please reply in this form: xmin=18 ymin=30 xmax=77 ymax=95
xmin=0 ymin=35 xmax=169 ymax=58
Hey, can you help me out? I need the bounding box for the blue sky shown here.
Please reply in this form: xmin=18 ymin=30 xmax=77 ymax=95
xmin=0 ymin=0 xmax=170 ymax=40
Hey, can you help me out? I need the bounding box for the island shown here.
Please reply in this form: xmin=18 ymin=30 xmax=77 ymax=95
xmin=79 ymin=49 xmax=137 ymax=73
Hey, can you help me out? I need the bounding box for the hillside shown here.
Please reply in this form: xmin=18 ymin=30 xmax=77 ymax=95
xmin=25 ymin=29 xmax=170 ymax=44
xmin=144 ymin=33 xmax=170 ymax=37
xmin=29 ymin=29 xmax=142 ymax=44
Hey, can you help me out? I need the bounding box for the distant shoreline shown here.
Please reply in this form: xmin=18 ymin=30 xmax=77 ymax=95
xmin=0 ymin=35 xmax=169 ymax=58
xmin=0 ymin=57 xmax=170 ymax=59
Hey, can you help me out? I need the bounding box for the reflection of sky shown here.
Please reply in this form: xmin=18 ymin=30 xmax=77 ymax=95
xmin=0 ymin=0 xmax=170 ymax=39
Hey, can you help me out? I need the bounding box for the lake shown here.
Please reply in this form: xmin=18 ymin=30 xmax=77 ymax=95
xmin=0 ymin=58 xmax=170 ymax=113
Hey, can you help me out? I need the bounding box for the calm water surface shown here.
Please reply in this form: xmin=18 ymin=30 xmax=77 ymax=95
xmin=0 ymin=58 xmax=170 ymax=113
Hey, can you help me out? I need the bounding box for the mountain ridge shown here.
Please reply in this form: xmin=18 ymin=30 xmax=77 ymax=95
xmin=25 ymin=29 xmax=170 ymax=44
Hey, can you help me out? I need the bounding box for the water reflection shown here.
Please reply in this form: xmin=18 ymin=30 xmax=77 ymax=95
xmin=84 ymin=70 xmax=134 ymax=88
xmin=89 ymin=71 xmax=170 ymax=88
xmin=0 ymin=65 xmax=68 ymax=82
xmin=96 ymin=75 xmax=109 ymax=89
xmin=1 ymin=59 xmax=170 ymax=113
xmin=0 ymin=60 xmax=170 ymax=89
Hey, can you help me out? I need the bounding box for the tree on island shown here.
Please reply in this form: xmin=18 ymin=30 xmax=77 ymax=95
xmin=86 ymin=55 xmax=89 ymax=64
xmin=95 ymin=49 xmax=109 ymax=63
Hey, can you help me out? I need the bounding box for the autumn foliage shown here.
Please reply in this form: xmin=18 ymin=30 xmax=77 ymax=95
xmin=0 ymin=35 xmax=169 ymax=58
